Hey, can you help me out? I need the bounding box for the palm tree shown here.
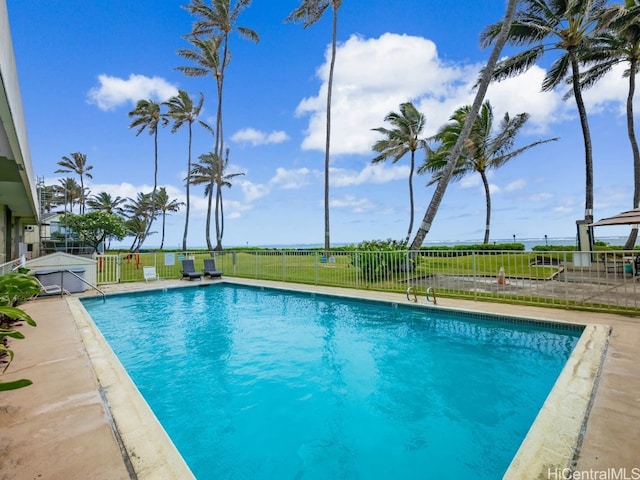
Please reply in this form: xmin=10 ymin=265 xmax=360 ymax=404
xmin=191 ymin=149 xmax=244 ymax=250
xmin=182 ymin=0 xmax=259 ymax=250
xmin=86 ymin=191 xmax=127 ymax=250
xmin=371 ymin=102 xmax=428 ymax=245
xmin=410 ymin=0 xmax=519 ymax=251
xmin=56 ymin=177 xmax=82 ymax=213
xmin=124 ymin=192 xmax=157 ymax=251
xmin=480 ymin=0 xmax=608 ymax=234
xmin=177 ymin=38 xmax=223 ymax=251
xmin=164 ymin=89 xmax=211 ymax=251
xmin=580 ymin=1 xmax=640 ymax=249
xmin=422 ymin=101 xmax=559 ymax=243
xmin=286 ymin=0 xmax=342 ymax=253
xmin=128 ymin=99 xmax=168 ymax=248
xmin=154 ymin=187 xmax=184 ymax=249
xmin=38 ymin=184 xmax=59 ymax=213
xmin=55 ymin=152 xmax=93 ymax=214
xmin=87 ymin=191 xmax=127 ymax=216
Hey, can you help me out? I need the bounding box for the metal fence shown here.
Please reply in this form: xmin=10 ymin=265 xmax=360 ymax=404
xmin=92 ymin=249 xmax=640 ymax=315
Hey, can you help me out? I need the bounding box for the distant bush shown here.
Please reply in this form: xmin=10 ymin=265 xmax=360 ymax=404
xmin=351 ymin=239 xmax=409 ymax=281
xmin=420 ymin=243 xmax=525 ymax=256
xmin=532 ymin=245 xmax=578 ymax=252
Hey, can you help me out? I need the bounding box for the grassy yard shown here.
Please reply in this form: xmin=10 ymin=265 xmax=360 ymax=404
xmin=113 ymin=250 xmax=564 ymax=287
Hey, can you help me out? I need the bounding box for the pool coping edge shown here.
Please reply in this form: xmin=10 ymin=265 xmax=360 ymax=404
xmin=68 ymin=296 xmax=197 ymax=480
xmin=503 ymin=323 xmax=611 ymax=479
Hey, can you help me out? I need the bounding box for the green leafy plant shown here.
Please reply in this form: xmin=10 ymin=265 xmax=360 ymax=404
xmin=0 ymin=273 xmax=41 ymax=308
xmin=353 ymin=239 xmax=410 ymax=282
xmin=0 ymin=274 xmax=38 ymax=391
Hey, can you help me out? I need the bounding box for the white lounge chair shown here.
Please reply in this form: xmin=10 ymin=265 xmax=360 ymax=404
xmin=34 ymin=277 xmax=70 ymax=296
xmin=143 ymin=266 xmax=159 ymax=282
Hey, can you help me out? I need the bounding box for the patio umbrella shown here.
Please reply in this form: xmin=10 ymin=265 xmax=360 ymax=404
xmin=591 ymin=208 xmax=640 ymax=226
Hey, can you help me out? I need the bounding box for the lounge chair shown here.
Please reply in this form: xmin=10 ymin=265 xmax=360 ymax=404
xmin=34 ymin=277 xmax=70 ymax=296
xmin=143 ymin=266 xmax=159 ymax=282
xmin=181 ymin=259 xmax=202 ymax=281
xmin=203 ymin=258 xmax=222 ymax=279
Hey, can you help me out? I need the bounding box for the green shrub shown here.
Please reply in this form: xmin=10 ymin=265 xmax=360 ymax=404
xmin=0 ymin=274 xmax=38 ymax=391
xmin=352 ymin=239 xmax=409 ymax=281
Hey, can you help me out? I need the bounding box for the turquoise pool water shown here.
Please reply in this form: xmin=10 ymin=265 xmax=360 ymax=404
xmin=82 ymin=284 xmax=581 ymax=479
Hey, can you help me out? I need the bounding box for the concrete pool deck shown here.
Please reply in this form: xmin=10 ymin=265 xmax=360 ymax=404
xmin=0 ymin=278 xmax=638 ymax=479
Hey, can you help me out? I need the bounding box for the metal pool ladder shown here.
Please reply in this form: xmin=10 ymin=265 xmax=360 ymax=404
xmin=406 ymin=286 xmax=436 ymax=305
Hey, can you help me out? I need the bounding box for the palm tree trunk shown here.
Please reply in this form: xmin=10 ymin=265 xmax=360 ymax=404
xmin=141 ymin=130 xmax=159 ymax=248
xmin=183 ymin=123 xmax=192 ymax=251
xmin=79 ymin=174 xmax=85 ymax=214
xmin=624 ymin=58 xmax=640 ymax=250
xmin=160 ymin=212 xmax=166 ymax=249
xmin=323 ymin=5 xmax=338 ymax=254
xmin=404 ymin=151 xmax=415 ymax=245
xmin=218 ymin=190 xmax=225 ymax=251
xmin=480 ymin=170 xmax=491 ymax=244
xmin=214 ymin=183 xmax=222 ymax=251
xmin=205 ymin=187 xmax=213 ymax=251
xmin=211 ymin=36 xmax=228 ymax=252
xmin=570 ymin=52 xmax=594 ymax=224
xmin=409 ymin=0 xmax=518 ymax=251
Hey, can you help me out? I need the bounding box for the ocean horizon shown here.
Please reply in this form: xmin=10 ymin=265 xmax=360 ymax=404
xmin=135 ymin=235 xmax=631 ymax=252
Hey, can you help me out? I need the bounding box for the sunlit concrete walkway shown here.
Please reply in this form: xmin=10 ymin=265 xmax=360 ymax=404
xmin=0 ymin=278 xmax=638 ymax=479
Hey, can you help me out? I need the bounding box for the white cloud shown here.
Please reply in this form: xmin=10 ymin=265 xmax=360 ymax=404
xmin=332 ymin=163 xmax=409 ymax=187
xmin=529 ymin=192 xmax=553 ymax=202
xmin=295 ymin=32 xmax=567 ymax=156
xmin=231 ymin=128 xmax=290 ymax=146
xmin=580 ymin=63 xmax=631 ymax=116
xmin=270 ymin=167 xmax=317 ymax=189
xmin=238 ymin=179 xmax=270 ymax=202
xmin=459 ymin=175 xmax=480 ymax=189
xmin=87 ymin=74 xmax=179 ymax=111
xmin=330 ymin=194 xmax=375 ymax=213
xmin=505 ymin=179 xmax=526 ymax=192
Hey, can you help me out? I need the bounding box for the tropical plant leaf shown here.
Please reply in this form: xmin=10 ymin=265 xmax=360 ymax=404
xmin=0 ymin=306 xmax=36 ymax=327
xmin=0 ymin=329 xmax=26 ymax=339
xmin=0 ymin=379 xmax=33 ymax=391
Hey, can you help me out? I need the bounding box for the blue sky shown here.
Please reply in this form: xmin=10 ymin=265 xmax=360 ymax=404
xmin=6 ymin=0 xmax=638 ymax=248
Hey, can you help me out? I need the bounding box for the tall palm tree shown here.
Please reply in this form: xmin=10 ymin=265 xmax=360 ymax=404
xmin=410 ymin=0 xmax=519 ymax=251
xmin=154 ymin=187 xmax=184 ymax=249
xmin=164 ymin=89 xmax=211 ymax=251
xmin=286 ymin=0 xmax=342 ymax=253
xmin=56 ymin=177 xmax=82 ymax=213
xmin=191 ymin=149 xmax=244 ymax=250
xmin=581 ymin=1 xmax=640 ymax=249
xmin=177 ymin=38 xmax=223 ymax=251
xmin=480 ymin=0 xmax=608 ymax=235
xmin=422 ymin=101 xmax=558 ymax=243
xmin=87 ymin=191 xmax=127 ymax=216
xmin=182 ymin=0 xmax=259 ymax=250
xmin=55 ymin=152 xmax=93 ymax=214
xmin=128 ymin=100 xmax=168 ymax=249
xmin=371 ymin=102 xmax=428 ymax=245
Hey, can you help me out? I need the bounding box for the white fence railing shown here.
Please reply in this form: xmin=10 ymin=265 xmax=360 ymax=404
xmin=89 ymin=249 xmax=640 ymax=314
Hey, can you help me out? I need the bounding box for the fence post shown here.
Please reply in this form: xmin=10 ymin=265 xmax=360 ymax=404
xmin=254 ymin=251 xmax=258 ymax=279
xmin=563 ymin=251 xmax=568 ymax=308
xmin=472 ymin=251 xmax=477 ymax=301
xmin=354 ymin=251 xmax=359 ymax=288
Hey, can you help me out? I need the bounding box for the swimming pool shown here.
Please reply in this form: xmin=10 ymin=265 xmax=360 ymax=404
xmin=81 ymin=283 xmax=582 ymax=479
